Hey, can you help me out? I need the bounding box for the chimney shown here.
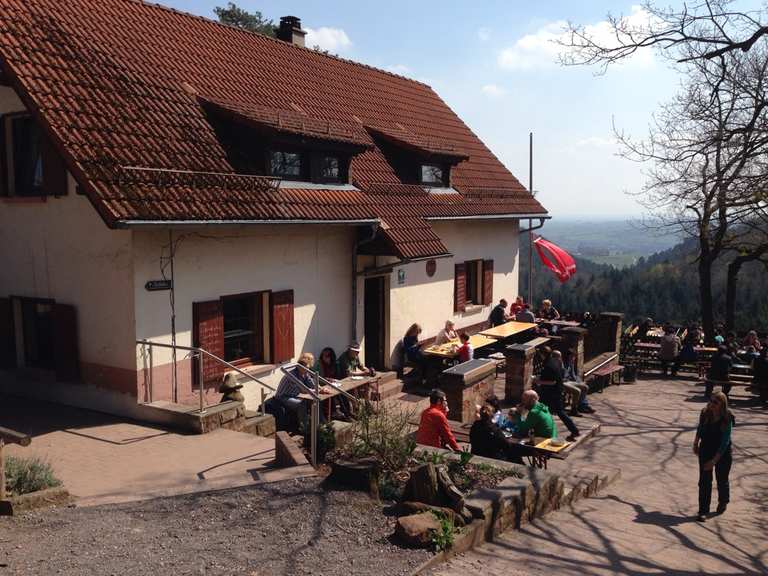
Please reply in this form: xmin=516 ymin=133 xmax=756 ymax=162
xmin=277 ymin=16 xmax=306 ymax=47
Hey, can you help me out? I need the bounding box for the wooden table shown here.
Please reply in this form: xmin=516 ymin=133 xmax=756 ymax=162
xmin=480 ymin=321 xmax=538 ymax=340
xmin=535 ymin=318 xmax=582 ymax=328
xmin=423 ymin=334 xmax=498 ymax=359
xmin=298 ymin=374 xmax=379 ymax=420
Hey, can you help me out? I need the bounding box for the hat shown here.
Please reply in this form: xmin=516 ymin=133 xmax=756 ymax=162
xmin=219 ymin=373 xmax=243 ymax=393
xmin=348 ymin=342 xmax=361 ymax=352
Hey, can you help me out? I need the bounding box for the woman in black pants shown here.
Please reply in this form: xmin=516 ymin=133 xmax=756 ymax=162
xmin=536 ymin=348 xmax=580 ymax=441
xmin=693 ymin=390 xmax=734 ymax=521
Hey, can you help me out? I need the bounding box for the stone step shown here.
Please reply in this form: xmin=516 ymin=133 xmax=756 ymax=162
xmin=374 ymin=376 xmax=405 ymax=401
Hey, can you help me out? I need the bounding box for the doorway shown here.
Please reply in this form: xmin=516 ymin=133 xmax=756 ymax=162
xmin=364 ymin=276 xmax=387 ymax=370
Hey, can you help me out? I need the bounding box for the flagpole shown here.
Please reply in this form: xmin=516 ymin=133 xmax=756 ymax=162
xmin=528 ymin=132 xmax=533 ymax=306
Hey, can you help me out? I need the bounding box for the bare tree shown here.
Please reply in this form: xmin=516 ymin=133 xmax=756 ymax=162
xmin=619 ymin=44 xmax=768 ymax=338
xmin=561 ymin=0 xmax=768 ymax=70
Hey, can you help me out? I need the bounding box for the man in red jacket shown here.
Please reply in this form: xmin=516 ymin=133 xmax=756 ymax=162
xmin=416 ymin=389 xmax=460 ymax=451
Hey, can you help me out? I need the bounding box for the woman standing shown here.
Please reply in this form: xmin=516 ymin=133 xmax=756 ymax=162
xmin=693 ymin=391 xmax=735 ymax=521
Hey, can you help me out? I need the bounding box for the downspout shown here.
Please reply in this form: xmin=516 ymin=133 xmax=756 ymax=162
xmin=352 ymin=223 xmax=380 ymax=343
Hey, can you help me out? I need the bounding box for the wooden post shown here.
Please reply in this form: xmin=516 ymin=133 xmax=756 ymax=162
xmin=0 ymin=438 xmax=5 ymax=500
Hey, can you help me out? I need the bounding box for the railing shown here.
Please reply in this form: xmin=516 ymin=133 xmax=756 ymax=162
xmin=278 ymin=363 xmax=360 ymax=467
xmin=136 ymin=339 xmax=277 ymax=416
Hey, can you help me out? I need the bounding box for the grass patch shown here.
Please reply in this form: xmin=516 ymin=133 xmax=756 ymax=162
xmin=4 ymin=456 xmax=61 ymax=496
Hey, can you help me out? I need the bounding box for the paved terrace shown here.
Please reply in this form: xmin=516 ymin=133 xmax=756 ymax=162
xmin=431 ymin=376 xmax=767 ymax=576
xmin=0 ymin=396 xmax=312 ymax=506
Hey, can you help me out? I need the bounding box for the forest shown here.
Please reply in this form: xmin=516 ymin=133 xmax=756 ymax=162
xmin=518 ymin=232 xmax=768 ymax=332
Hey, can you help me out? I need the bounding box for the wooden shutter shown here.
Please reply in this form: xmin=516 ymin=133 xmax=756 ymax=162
xmin=270 ymin=290 xmax=294 ymax=363
xmin=482 ymin=259 xmax=494 ymax=305
xmin=454 ymin=263 xmax=466 ymax=313
xmin=0 ymin=297 xmax=15 ymax=369
xmin=0 ymin=116 xmax=7 ymax=197
xmin=41 ymin=132 xmax=68 ymax=197
xmin=193 ymin=299 xmax=225 ymax=388
xmin=54 ymin=303 xmax=79 ymax=381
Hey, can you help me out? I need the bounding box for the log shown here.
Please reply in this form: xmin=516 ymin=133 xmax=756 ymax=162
xmin=326 ymin=458 xmax=380 ymax=499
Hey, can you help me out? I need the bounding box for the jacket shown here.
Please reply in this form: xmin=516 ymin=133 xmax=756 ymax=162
xmin=416 ymin=405 xmax=460 ymax=451
xmin=516 ymin=402 xmax=556 ymax=439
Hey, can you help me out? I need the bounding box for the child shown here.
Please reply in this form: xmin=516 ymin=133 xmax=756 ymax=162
xmin=457 ymin=332 xmax=474 ymax=362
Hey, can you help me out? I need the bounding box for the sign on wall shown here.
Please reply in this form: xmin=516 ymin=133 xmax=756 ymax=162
xmin=145 ymin=279 xmax=173 ymax=292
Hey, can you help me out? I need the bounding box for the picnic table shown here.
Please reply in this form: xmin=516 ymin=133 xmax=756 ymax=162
xmin=422 ymin=334 xmax=498 ymax=359
xmin=535 ymin=318 xmax=582 ymax=328
xmin=480 ymin=321 xmax=537 ymax=340
xmin=298 ymin=374 xmax=379 ymax=420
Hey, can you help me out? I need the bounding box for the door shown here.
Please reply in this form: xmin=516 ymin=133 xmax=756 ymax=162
xmin=364 ymin=276 xmax=387 ymax=370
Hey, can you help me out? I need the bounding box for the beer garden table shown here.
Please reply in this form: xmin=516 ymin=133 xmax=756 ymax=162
xmin=480 ymin=321 xmax=538 ymax=340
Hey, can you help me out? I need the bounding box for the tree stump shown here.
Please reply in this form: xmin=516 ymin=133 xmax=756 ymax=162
xmin=326 ymin=458 xmax=380 ymax=499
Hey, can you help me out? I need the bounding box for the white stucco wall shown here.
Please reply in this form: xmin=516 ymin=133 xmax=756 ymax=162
xmin=131 ymin=225 xmax=356 ymax=407
xmin=0 ymin=87 xmax=136 ymax=381
xmin=385 ymin=219 xmax=520 ymax=355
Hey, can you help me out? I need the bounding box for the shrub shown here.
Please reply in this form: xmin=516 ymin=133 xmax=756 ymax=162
xmin=4 ymin=456 xmax=61 ymax=496
xmin=344 ymin=402 xmax=416 ymax=473
xmin=430 ymin=510 xmax=455 ymax=552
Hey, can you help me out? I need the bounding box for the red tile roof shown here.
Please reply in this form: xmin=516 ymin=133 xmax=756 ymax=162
xmin=0 ymin=0 xmax=547 ymax=259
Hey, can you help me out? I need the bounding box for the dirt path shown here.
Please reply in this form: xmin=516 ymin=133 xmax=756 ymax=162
xmin=430 ymin=377 xmax=768 ymax=576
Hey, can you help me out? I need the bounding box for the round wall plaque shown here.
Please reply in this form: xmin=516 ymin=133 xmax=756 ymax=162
xmin=425 ymin=259 xmax=437 ymax=277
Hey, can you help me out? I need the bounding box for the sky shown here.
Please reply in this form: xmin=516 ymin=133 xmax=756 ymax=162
xmin=160 ymin=0 xmax=688 ymax=218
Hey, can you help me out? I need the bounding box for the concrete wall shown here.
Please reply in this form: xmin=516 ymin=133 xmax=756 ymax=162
xmin=384 ymin=220 xmax=519 ymax=355
xmin=0 ymin=86 xmax=137 ymax=395
xmin=131 ymin=225 xmax=356 ymax=408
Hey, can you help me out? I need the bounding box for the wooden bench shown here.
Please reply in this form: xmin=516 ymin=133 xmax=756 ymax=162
xmin=584 ymin=353 xmax=621 ymax=392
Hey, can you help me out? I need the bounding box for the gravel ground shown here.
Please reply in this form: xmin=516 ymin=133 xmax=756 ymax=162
xmin=0 ymin=478 xmax=432 ymax=576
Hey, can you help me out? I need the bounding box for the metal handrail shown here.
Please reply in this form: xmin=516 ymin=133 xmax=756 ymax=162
xmin=280 ymin=362 xmax=360 ymax=403
xmin=278 ymin=363 xmax=322 ymax=401
xmin=137 ymin=339 xmax=277 ymax=415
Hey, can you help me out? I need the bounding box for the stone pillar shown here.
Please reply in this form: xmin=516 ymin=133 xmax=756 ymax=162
xmin=560 ymin=327 xmax=588 ymax=379
xmin=504 ymin=344 xmax=536 ymax=405
xmin=599 ymin=312 xmax=624 ymax=354
xmin=439 ymin=361 xmax=496 ymax=423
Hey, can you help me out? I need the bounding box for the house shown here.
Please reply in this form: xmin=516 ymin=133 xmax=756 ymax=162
xmin=0 ymin=0 xmax=548 ymax=417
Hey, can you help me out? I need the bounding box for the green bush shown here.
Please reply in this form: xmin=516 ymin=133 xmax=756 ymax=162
xmin=4 ymin=456 xmax=61 ymax=496
xmin=344 ymin=403 xmax=416 ymax=473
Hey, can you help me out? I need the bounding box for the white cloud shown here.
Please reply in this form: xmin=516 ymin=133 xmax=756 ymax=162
xmin=305 ymin=27 xmax=352 ymax=53
xmin=478 ymin=27 xmax=491 ymax=42
xmin=481 ymin=84 xmax=506 ymax=98
xmin=385 ymin=64 xmax=412 ymax=75
xmin=498 ymin=6 xmax=656 ymax=71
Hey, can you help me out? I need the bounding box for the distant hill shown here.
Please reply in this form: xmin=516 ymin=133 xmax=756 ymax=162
xmin=537 ymin=218 xmax=680 ymax=268
xmin=519 ymin=231 xmax=768 ymax=331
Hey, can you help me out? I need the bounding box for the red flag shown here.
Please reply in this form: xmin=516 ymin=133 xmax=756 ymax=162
xmin=533 ymin=236 xmax=576 ymax=283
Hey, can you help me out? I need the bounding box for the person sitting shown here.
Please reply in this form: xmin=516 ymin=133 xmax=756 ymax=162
xmin=435 ymin=320 xmax=458 ymax=345
xmin=753 ymin=346 xmax=768 ymax=404
xmin=457 ymin=332 xmax=473 ymax=362
xmin=706 ymin=346 xmax=733 ymax=398
xmin=510 ymin=296 xmax=525 ymax=317
xmin=415 ymin=389 xmax=460 ymax=451
xmin=514 ymin=303 xmax=536 ymax=323
xmin=512 ymin=389 xmax=556 ymax=439
xmin=486 ymin=394 xmax=514 ymax=430
xmin=470 ymin=403 xmax=512 ymax=460
xmin=678 ymin=324 xmax=700 ymax=366
xmin=742 ymin=330 xmax=762 ymax=352
xmin=538 ymin=299 xmax=560 ymax=321
xmin=659 ymin=324 xmax=682 ymax=377
xmin=337 ymin=342 xmax=374 ymax=379
xmin=488 ymin=298 xmax=509 ymax=327
xmin=535 ymin=348 xmax=580 ymax=441
xmin=563 ymin=348 xmax=594 ymax=415
xmin=275 ymin=352 xmax=328 ymax=431
xmin=315 ymin=346 xmax=353 ymax=421
xmin=219 ymin=372 xmax=245 ymax=403
xmin=724 ymin=332 xmax=739 ymax=356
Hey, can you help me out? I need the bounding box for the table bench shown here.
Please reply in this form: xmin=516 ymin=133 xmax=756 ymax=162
xmin=584 ymin=354 xmax=621 ymax=392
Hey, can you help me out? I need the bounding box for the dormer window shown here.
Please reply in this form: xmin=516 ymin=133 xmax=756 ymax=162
xmin=421 ymin=164 xmax=445 ymax=185
xmin=270 ymin=150 xmax=302 ymax=178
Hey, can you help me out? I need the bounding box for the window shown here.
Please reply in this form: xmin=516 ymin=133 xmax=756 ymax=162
xmin=223 ymin=295 xmax=257 ymax=363
xmin=454 ymin=260 xmax=494 ymax=312
xmin=320 ymin=155 xmax=340 ymax=181
xmin=270 ymin=150 xmax=302 ymax=177
xmin=421 ymin=164 xmax=444 ymax=185
xmin=3 ymin=115 xmax=44 ymax=197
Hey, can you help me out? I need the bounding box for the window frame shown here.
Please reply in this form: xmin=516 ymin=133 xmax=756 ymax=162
xmin=1 ymin=112 xmax=45 ymax=198
xmin=268 ymin=148 xmax=305 ymax=179
xmin=420 ymin=163 xmax=447 ymax=186
xmin=221 ymin=291 xmax=270 ymax=366
xmin=464 ymin=259 xmax=483 ymax=305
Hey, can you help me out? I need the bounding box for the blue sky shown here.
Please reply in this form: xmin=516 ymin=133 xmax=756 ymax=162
xmin=162 ymin=0 xmax=685 ymax=217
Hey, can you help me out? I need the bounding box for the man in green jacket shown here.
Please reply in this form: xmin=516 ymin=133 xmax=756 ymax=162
xmin=514 ymin=390 xmax=557 ymax=439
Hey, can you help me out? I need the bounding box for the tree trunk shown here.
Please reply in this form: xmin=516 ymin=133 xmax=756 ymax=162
xmin=698 ymin=257 xmax=715 ymax=342
xmin=725 ymin=258 xmax=744 ymax=332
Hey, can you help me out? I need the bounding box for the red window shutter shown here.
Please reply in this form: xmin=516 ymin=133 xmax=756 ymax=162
xmin=482 ymin=259 xmax=494 ymax=305
xmin=193 ymin=300 xmax=225 ymax=388
xmin=270 ymin=290 xmax=294 ymax=364
xmin=0 ymin=297 xmax=16 ymax=369
xmin=41 ymin=132 xmax=68 ymax=197
xmin=54 ymin=303 xmax=79 ymax=381
xmin=454 ymin=263 xmax=466 ymax=313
